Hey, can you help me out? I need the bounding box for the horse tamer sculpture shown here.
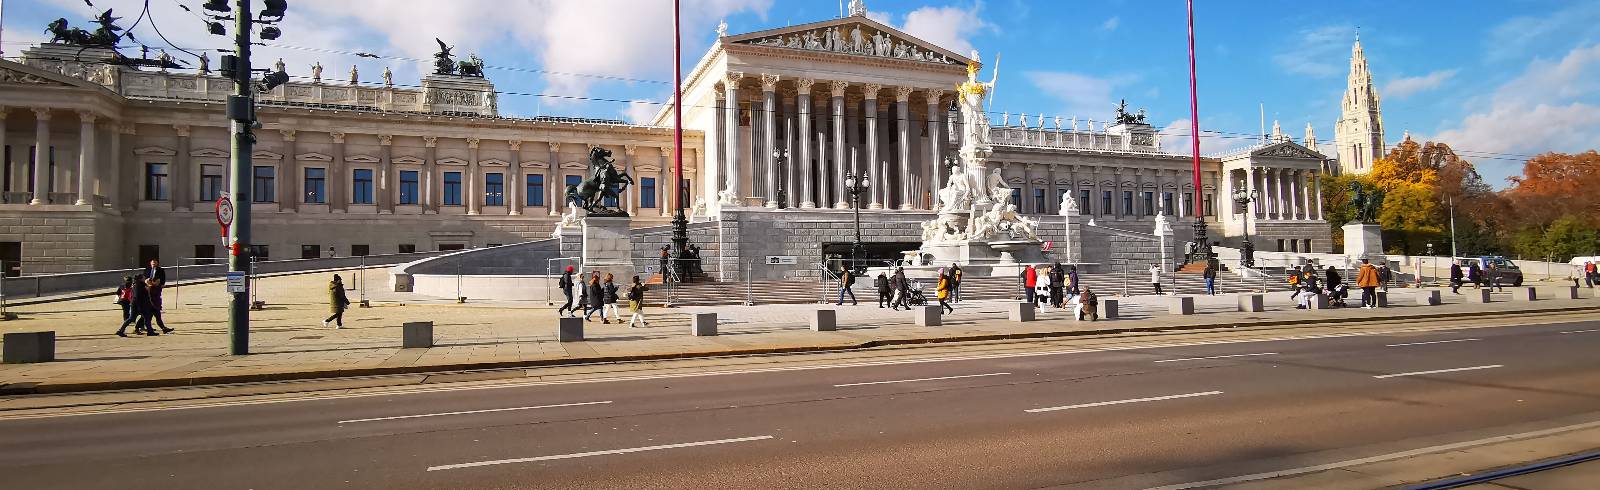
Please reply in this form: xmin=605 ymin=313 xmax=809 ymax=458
xmin=566 ymin=147 xmax=634 ymax=217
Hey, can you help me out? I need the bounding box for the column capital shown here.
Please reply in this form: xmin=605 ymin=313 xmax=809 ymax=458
xmin=795 ymin=77 xmax=815 ymax=94
xmin=378 ymin=134 xmax=393 ymax=146
xmin=174 ymin=124 xmax=192 ymax=138
xmin=548 ymin=141 xmax=561 ymax=153
xmin=118 ymin=122 xmax=138 ymax=135
xmin=658 ymin=146 xmax=672 ymax=157
xmin=422 ymin=135 xmax=437 ymax=147
xmin=894 ymin=85 xmax=914 ymax=102
xmin=330 ymin=131 xmax=346 ymax=144
xmin=862 ymin=83 xmax=882 ymax=99
xmin=724 ymin=71 xmax=745 ymax=87
xmin=76 ymin=110 xmax=97 ymax=124
xmin=759 ymin=73 xmax=780 ymax=92
xmin=279 ymin=129 xmax=297 ymax=142
xmin=31 ymin=107 xmax=51 ymax=120
xmin=508 ymin=140 xmax=522 ymax=151
xmin=466 ymin=137 xmax=481 ymax=149
xmin=0 ymin=107 xmax=8 ymax=120
xmin=924 ymin=88 xmax=946 ymax=103
xmin=624 ymin=144 xmax=637 ymax=156
xmin=829 ymin=80 xmax=849 ymax=97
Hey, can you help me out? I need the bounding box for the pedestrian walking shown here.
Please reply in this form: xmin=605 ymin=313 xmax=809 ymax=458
xmin=1149 ymin=264 xmax=1163 ymax=295
xmin=1450 ymin=261 xmax=1464 ymax=294
xmin=323 ymin=274 xmax=351 ymax=328
xmin=116 ymin=277 xmax=158 ymax=337
xmin=1468 ymin=261 xmax=1483 ymax=289
xmin=148 ymin=274 xmax=173 ymax=334
xmin=1203 ymin=262 xmax=1217 ymax=296
xmin=891 ymin=268 xmax=910 ymax=310
xmin=1078 ymin=288 xmax=1099 ymax=321
xmin=626 ymin=275 xmax=649 ymax=328
xmin=1377 ymin=263 xmax=1393 ymax=294
xmin=1048 ymin=263 xmax=1065 ymax=308
xmin=602 ymin=273 xmax=621 ymax=323
xmin=1586 ymin=261 xmax=1598 ymax=288
xmin=658 ymin=245 xmax=671 ymax=282
xmin=1035 ymin=266 xmax=1051 ymax=307
xmin=936 ymin=268 xmax=954 ymax=313
xmin=1356 ymin=258 xmax=1380 ymax=309
xmin=951 ymin=263 xmax=964 ymax=303
xmin=583 ymin=273 xmax=606 ymax=322
xmin=556 ymin=266 xmax=577 ymax=317
xmin=875 ymin=271 xmax=891 ymax=308
xmin=1022 ymin=265 xmax=1038 ymax=303
xmin=114 ymin=276 xmax=134 ymax=323
xmin=1068 ymin=265 xmax=1080 ymax=296
xmin=836 ymin=268 xmax=858 ymax=305
xmin=1486 ymin=263 xmax=1505 ymax=292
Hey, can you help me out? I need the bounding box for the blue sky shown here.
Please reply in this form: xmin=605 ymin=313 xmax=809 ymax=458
xmin=5 ymin=0 xmax=1598 ymax=187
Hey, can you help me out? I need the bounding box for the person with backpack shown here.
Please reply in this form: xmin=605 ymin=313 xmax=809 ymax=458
xmin=556 ymin=266 xmax=577 ymax=317
xmin=935 ymin=268 xmax=953 ymax=314
xmin=626 ymin=275 xmax=649 ymax=328
xmin=950 ymin=263 xmax=964 ymax=303
xmin=323 ymin=274 xmax=351 ymax=329
xmin=836 ymin=268 xmax=858 ymax=306
xmin=583 ymin=273 xmax=605 ymax=322
xmin=602 ymin=273 xmax=621 ymax=322
xmin=875 ymin=271 xmax=891 ymax=308
xmin=1377 ymin=263 xmax=1393 ymax=294
xmin=115 ymin=276 xmax=134 ymax=323
xmin=116 ymin=277 xmax=158 ymax=337
xmin=1048 ymin=263 xmax=1066 ymax=308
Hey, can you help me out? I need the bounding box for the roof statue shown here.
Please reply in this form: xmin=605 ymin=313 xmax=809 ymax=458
xmin=458 ymin=54 xmax=485 ymax=78
xmin=433 ymin=38 xmax=457 ymax=75
xmin=848 ymin=0 xmax=868 ymax=17
xmin=1114 ymin=99 xmax=1148 ymax=125
xmin=47 ymin=9 xmax=126 ymax=49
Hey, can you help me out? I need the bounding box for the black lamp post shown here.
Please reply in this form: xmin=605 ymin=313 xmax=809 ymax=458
xmin=773 ymin=148 xmax=788 ymax=209
xmin=844 ymin=170 xmax=871 ymax=272
xmin=1232 ymin=187 xmax=1258 ymax=268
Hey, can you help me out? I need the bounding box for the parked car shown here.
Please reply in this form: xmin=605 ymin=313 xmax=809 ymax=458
xmin=1457 ymin=256 xmax=1523 ymax=287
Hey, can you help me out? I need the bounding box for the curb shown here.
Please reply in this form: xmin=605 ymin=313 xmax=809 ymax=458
xmin=3 ymin=304 xmax=1597 ymax=397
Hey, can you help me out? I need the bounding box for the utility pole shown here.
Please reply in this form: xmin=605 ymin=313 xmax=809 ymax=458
xmin=1447 ymin=196 xmax=1458 ymax=259
xmin=225 ymin=0 xmax=255 ymax=355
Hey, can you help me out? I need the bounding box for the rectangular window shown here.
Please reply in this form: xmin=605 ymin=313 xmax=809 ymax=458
xmin=352 ymin=169 xmax=374 ymax=204
xmin=1010 ymin=188 xmax=1022 ymax=208
xmin=1142 ymin=191 xmax=1155 ymax=216
xmin=351 ymin=244 xmax=370 ymax=256
xmin=1078 ymin=189 xmax=1091 ymax=214
xmin=248 ymin=245 xmax=269 ymax=262
xmin=1122 ymin=190 xmax=1134 ymax=216
xmin=301 ymin=245 xmax=321 ymax=259
xmin=194 ymin=244 xmax=217 ymax=265
xmin=484 ymin=173 xmax=504 ymax=206
xmin=1204 ymin=193 xmax=1215 ymax=216
xmin=438 ymin=243 xmax=465 ymax=252
xmin=1033 ymin=188 xmax=1046 ymax=214
xmin=443 ymin=172 xmax=462 ymax=206
xmin=304 ymin=168 xmax=326 ymax=204
xmin=145 ymin=163 xmax=170 ymax=201
xmin=399 ymin=170 xmax=419 ymax=205
xmin=641 ymin=177 xmax=657 ymax=208
xmin=252 ymin=166 xmax=275 ymax=202
xmin=1101 ymin=190 xmax=1113 ymax=215
xmin=199 ymin=164 xmax=223 ymax=202
xmin=398 ymin=244 xmax=416 ymax=254
xmin=526 ymin=174 xmax=545 ymax=206
xmin=1162 ymin=192 xmax=1174 ymax=215
xmin=2 ymin=146 xmax=10 ymax=193
xmin=1057 ymin=189 xmax=1070 ymax=211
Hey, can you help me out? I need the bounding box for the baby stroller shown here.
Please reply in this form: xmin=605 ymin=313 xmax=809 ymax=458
xmin=904 ymin=281 xmax=929 ymax=306
xmin=1327 ymin=283 xmax=1349 ymax=307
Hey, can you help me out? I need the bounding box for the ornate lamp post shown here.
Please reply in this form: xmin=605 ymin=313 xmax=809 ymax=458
xmin=669 ymin=0 xmax=692 ymax=283
xmin=1232 ymin=187 xmax=1258 ymax=268
xmin=773 ymin=148 xmax=789 ymax=209
xmin=843 ymin=170 xmax=871 ymax=272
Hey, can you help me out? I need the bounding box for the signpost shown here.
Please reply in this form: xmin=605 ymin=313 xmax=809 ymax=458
xmin=766 ymin=255 xmax=798 ymax=265
xmin=226 ymin=271 xmax=247 ymax=293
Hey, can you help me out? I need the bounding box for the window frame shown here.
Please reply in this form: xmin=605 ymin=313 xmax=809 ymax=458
xmin=640 ymin=177 xmax=657 ymax=209
xmin=303 ymin=167 xmax=327 ymax=204
xmin=199 ymin=164 xmax=224 ymax=202
xmin=252 ymin=165 xmax=276 ymax=203
xmin=144 ymin=162 xmax=170 ymax=201
xmin=398 ymin=170 xmax=419 ymax=205
xmin=526 ymin=174 xmax=545 ymax=207
xmin=442 ymin=171 xmax=463 ymax=206
xmin=351 ymin=168 xmax=374 ymax=205
xmin=484 ymin=172 xmax=505 ymax=206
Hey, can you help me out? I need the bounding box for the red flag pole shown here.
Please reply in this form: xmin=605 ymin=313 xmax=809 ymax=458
xmin=1187 ymin=0 xmax=1202 ymax=218
xmin=673 ymin=0 xmax=684 ymax=212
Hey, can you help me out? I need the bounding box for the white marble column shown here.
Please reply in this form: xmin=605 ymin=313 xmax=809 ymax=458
xmin=658 ymin=146 xmax=671 ymax=217
xmin=760 ymin=74 xmax=779 ymax=208
xmin=723 ymin=72 xmax=744 ymax=205
xmin=894 ymin=86 xmax=914 ymax=210
xmin=547 ymin=142 xmax=561 ymax=215
xmin=623 ymin=145 xmax=638 ymax=215
xmin=830 ymin=81 xmax=848 ymax=209
xmin=1046 ymin=165 xmax=1057 ymax=215
xmin=708 ymin=90 xmax=725 ymax=205
xmin=1312 ymin=170 xmax=1324 ymax=220
xmin=31 ymin=108 xmax=53 ymax=204
xmin=508 ymin=140 xmax=522 ymax=215
xmin=1291 ymin=169 xmax=1303 ymax=219
xmin=378 ymin=135 xmax=394 ymax=213
xmin=74 ymin=111 xmax=97 ymax=205
xmin=466 ymin=138 xmax=481 ymax=215
xmin=796 ymin=79 xmax=815 ymax=208
xmin=862 ymin=83 xmax=882 ymax=209
xmin=1248 ymin=167 xmax=1261 ymax=218
xmin=925 ymin=90 xmax=944 ymax=210
xmin=331 ymin=132 xmax=347 ymax=212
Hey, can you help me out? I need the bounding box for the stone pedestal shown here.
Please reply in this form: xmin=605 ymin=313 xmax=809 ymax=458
xmin=402 ymin=321 xmax=434 ymax=348
xmin=1562 ymin=286 xmax=1580 ymax=300
xmin=581 ymin=216 xmax=634 ymax=279
xmin=1008 ymin=302 xmax=1036 ymax=322
xmin=1513 ymin=287 xmax=1538 ymax=301
xmin=557 ymin=317 xmax=584 ymax=342
xmin=1374 ymin=291 xmax=1389 ymax=308
xmin=1168 ymin=296 xmax=1195 ymax=315
xmin=3 ymin=331 xmax=55 ymax=364
xmin=1307 ymin=294 xmax=1330 ymax=310
xmin=1469 ymin=289 xmax=1493 ymax=303
xmin=1342 ymin=222 xmax=1384 ymax=258
xmin=810 ymin=309 xmax=837 ymax=332
xmin=692 ymin=313 xmax=718 ymax=336
xmin=1416 ymin=290 xmax=1442 ymax=306
xmin=1102 ymin=299 xmax=1119 ymax=319
xmin=1237 ymin=294 xmax=1265 ymax=312
xmin=914 ymin=305 xmax=942 ymax=326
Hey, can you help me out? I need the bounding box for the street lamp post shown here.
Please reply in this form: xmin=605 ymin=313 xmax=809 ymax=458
xmin=1232 ymin=188 xmax=1258 ymax=268
xmin=1445 ymin=196 xmax=1458 ymax=259
xmin=670 ymin=0 xmax=692 ymax=283
xmin=843 ymin=170 xmax=871 ymax=273
xmin=773 ymin=148 xmax=788 ymax=210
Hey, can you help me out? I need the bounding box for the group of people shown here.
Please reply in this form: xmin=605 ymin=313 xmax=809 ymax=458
xmin=873 ymin=268 xmax=921 ymax=310
xmin=114 ymin=259 xmax=174 ymax=337
xmin=1583 ymin=261 xmax=1599 ymax=288
xmin=1020 ymin=263 xmax=1099 ymax=321
xmin=1448 ymin=260 xmax=1510 ymax=293
xmin=657 ymin=245 xmax=705 ymax=283
xmin=1286 ymin=259 xmax=1387 ymax=309
xmin=555 ymin=266 xmax=649 ymax=327
xmin=836 ymin=264 xmax=961 ymax=313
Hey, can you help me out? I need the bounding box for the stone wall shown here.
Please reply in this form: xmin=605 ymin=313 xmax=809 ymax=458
xmin=0 ymin=205 xmax=119 ymax=274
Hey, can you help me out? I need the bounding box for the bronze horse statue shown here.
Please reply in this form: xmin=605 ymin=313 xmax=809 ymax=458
xmin=566 ymin=147 xmax=633 ymax=216
xmin=1348 ymin=181 xmax=1384 ymax=223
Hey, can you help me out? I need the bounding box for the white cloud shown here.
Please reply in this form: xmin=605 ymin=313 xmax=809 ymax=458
xmin=1024 ymin=71 xmax=1140 ymax=119
xmin=1383 ymin=69 xmax=1458 ymax=99
xmin=897 ymin=4 xmax=990 ymax=57
xmin=1433 ymin=44 xmax=1600 ymax=184
xmin=1100 ymin=17 xmax=1120 ymax=32
xmin=1158 ymin=119 xmax=1251 ymax=156
xmin=1272 ymin=24 xmax=1354 ymax=77
xmin=1485 ymin=3 xmax=1600 ymax=61
xmin=621 ymin=99 xmax=663 ymax=125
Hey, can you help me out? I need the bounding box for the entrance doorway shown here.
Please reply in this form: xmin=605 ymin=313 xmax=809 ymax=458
xmin=0 ymin=242 xmax=20 ymax=277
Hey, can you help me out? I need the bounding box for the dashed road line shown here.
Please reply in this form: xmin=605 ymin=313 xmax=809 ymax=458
xmin=1025 ymin=391 xmax=1224 ymax=413
xmin=426 ymin=435 xmax=775 ymax=471
xmin=1373 ymin=365 xmax=1503 ymax=379
xmin=337 ymin=400 xmax=612 ymax=424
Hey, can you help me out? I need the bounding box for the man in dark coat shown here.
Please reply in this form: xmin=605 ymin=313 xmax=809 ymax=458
xmin=556 ymin=266 xmax=577 ymax=317
xmin=891 ymin=268 xmax=909 ymax=310
xmin=116 ymin=277 xmax=158 ymax=337
xmin=1449 ymin=261 xmax=1464 ymax=294
xmin=1048 ymin=263 xmax=1066 ymax=308
xmin=1468 ymin=261 xmax=1483 ymax=289
xmin=875 ymin=272 xmax=891 ymax=308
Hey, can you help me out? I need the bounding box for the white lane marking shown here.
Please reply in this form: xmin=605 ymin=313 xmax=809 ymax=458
xmin=1372 ymin=364 xmax=1503 ymax=379
xmin=337 ymin=400 xmax=612 ymax=424
xmin=1384 ymin=338 xmax=1481 ymax=347
xmin=1559 ymin=329 xmax=1600 ymax=334
xmin=426 ymin=435 xmax=774 ymax=471
xmin=0 ymin=319 xmax=1569 ymax=421
xmin=1148 ymin=419 xmax=1600 ymax=490
xmin=833 ymin=372 xmax=1011 ymax=387
xmin=1152 ymin=353 xmax=1277 ymax=363
xmin=1025 ymin=391 xmax=1223 ymax=413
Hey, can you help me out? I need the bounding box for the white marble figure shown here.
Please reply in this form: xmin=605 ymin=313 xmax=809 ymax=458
xmin=1059 ymin=190 xmax=1079 ymax=216
xmin=349 ymin=65 xmax=359 ymax=85
xmin=850 ymin=26 xmax=864 ymax=54
xmin=550 ymin=207 xmax=581 ymax=238
xmin=383 ymin=66 xmax=393 ymax=87
xmin=689 ymin=196 xmax=708 ymax=222
xmin=274 ymin=58 xmax=286 ymax=74
xmin=848 ymin=0 xmax=867 ymax=16
xmin=716 ymin=19 xmax=728 ymax=38
xmin=986 ymin=168 xmax=1011 ymax=204
xmin=198 ymin=52 xmax=210 ymax=74
xmin=311 ymin=62 xmax=323 ymax=83
xmin=995 ymin=203 xmax=1040 ymax=241
xmin=717 ymin=188 xmax=740 ymax=206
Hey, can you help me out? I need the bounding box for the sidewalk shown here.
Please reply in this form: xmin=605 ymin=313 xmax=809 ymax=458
xmin=2 ymin=271 xmax=1596 ymax=395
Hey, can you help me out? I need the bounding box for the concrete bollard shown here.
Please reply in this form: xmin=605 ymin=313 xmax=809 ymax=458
xmin=402 ymin=322 xmax=434 ymax=349
xmin=1561 ymin=286 xmax=1580 ymax=300
xmin=1237 ymin=294 xmax=1264 ymax=312
xmin=915 ymin=305 xmax=943 ymax=326
xmin=1513 ymin=287 xmax=1539 ymax=301
xmin=692 ymin=313 xmax=718 ymax=336
xmin=1102 ymin=299 xmax=1119 ymax=319
xmin=1415 ymin=290 xmax=1442 ymax=306
xmin=1169 ymin=296 xmax=1196 ymax=315
xmin=1374 ymin=291 xmax=1389 ymax=308
xmin=1008 ymin=302 xmax=1036 ymax=322
xmin=557 ymin=317 xmax=584 ymax=342
xmin=1468 ymin=289 xmax=1493 ymax=303
xmin=810 ymin=309 xmax=837 ymax=332
xmin=1308 ymin=294 xmax=1331 ymax=310
xmin=2 ymin=331 xmax=55 ymax=364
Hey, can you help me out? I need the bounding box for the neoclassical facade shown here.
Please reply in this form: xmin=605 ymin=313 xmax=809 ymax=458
xmin=0 ymin=7 xmax=1330 ymax=275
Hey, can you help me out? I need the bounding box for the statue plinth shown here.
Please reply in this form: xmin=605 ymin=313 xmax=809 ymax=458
xmin=581 ymin=216 xmax=635 ymax=278
xmin=1342 ymin=222 xmax=1384 ymax=259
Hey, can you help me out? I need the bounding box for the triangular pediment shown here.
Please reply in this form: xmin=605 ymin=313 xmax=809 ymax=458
xmin=1251 ymin=141 xmax=1325 ymax=160
xmin=0 ymin=59 xmax=104 ymax=89
xmin=727 ymin=15 xmax=969 ymax=67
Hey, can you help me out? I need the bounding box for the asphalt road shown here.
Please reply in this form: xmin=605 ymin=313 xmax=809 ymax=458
xmin=3 ymin=317 xmax=1600 ymax=489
